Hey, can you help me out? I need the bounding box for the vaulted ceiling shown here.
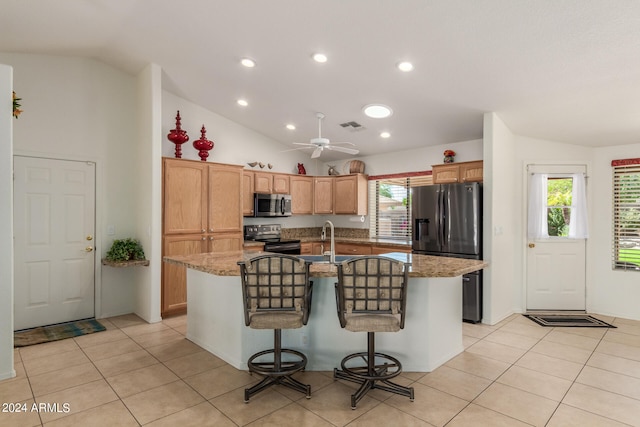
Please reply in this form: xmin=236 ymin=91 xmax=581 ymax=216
xmin=2 ymin=0 xmax=640 ymax=160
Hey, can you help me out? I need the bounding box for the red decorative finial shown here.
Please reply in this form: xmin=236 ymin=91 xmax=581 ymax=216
xmin=167 ymin=110 xmax=189 ymax=158
xmin=193 ymin=125 xmax=214 ymax=161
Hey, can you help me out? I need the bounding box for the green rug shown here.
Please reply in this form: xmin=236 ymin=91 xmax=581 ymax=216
xmin=14 ymin=319 xmax=106 ymax=347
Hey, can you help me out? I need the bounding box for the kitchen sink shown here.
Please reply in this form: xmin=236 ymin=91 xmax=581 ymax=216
xmin=297 ymin=255 xmax=355 ymax=264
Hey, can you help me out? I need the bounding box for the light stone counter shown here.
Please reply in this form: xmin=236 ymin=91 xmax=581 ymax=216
xmin=163 ymin=250 xmax=486 ymax=278
xmin=163 ymin=250 xmax=487 ymax=373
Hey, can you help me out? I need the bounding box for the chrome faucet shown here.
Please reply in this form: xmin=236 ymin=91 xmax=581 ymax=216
xmin=322 ymin=220 xmax=335 ymax=263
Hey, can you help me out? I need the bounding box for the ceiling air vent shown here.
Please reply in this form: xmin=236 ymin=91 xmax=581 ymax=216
xmin=339 ymin=121 xmax=366 ymax=132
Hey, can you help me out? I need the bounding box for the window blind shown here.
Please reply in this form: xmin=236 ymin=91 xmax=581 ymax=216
xmin=612 ymin=159 xmax=640 ymax=271
xmin=368 ymin=173 xmax=432 ymax=239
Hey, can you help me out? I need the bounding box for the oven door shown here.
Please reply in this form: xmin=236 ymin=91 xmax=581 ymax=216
xmin=263 ymin=241 xmax=301 ymax=255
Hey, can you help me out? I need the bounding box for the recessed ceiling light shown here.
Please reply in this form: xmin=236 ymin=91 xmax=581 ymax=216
xmin=312 ymin=53 xmax=328 ymax=63
xmin=241 ymin=58 xmax=256 ymax=68
xmin=380 ymin=132 xmax=391 ymax=138
xmin=363 ymin=104 xmax=393 ymax=118
xmin=286 ymin=124 xmax=296 ymax=130
xmin=397 ymin=61 xmax=414 ymax=72
xmin=237 ymin=99 xmax=248 ymax=107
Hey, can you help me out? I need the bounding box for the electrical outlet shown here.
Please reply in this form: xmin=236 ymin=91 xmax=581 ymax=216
xmin=107 ymin=225 xmax=115 ymax=235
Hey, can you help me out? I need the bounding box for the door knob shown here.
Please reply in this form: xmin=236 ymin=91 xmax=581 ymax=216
xmin=528 ymin=243 xmax=535 ymax=248
xmin=86 ymin=235 xmax=93 ymax=241
xmin=85 ymin=246 xmax=94 ymax=252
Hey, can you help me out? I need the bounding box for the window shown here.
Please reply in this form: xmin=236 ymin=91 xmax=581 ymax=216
xmin=547 ymin=178 xmax=573 ymax=237
xmin=368 ymin=173 xmax=432 ymax=239
xmin=612 ymin=159 xmax=640 ymax=271
xmin=527 ymin=168 xmax=588 ymax=240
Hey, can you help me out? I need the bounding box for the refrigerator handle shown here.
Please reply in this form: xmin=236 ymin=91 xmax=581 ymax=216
xmin=438 ymin=188 xmax=445 ymax=247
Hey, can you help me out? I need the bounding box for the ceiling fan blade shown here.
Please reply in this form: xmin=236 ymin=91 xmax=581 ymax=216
xmin=330 ymin=141 xmax=356 ymax=146
xmin=311 ymin=147 xmax=323 ymax=159
xmin=326 ymin=146 xmax=359 ymax=155
xmin=281 ymin=147 xmax=311 ymax=153
xmin=293 ymin=142 xmax=313 ymax=146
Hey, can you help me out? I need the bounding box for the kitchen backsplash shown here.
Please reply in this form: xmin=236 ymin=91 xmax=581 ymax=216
xmin=282 ymin=227 xmax=369 ymax=239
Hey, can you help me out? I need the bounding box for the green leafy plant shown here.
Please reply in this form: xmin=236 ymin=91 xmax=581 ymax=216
xmin=105 ymin=238 xmax=146 ymax=262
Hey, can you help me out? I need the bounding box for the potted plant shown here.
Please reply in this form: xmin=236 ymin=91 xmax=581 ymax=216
xmin=105 ymin=238 xmax=146 ymax=262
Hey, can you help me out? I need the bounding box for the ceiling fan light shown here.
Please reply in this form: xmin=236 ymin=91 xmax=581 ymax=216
xmin=363 ymin=104 xmax=393 ymax=118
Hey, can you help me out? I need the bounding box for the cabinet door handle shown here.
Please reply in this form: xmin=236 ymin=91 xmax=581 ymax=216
xmin=201 ymin=237 xmax=206 ymax=241
xmin=201 ymin=229 xmax=206 ymax=233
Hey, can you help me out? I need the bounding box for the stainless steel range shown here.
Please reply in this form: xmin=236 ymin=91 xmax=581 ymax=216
xmin=244 ymin=224 xmax=301 ymax=255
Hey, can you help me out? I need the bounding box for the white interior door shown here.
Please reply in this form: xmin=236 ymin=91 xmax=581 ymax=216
xmin=13 ymin=156 xmax=96 ymax=330
xmin=526 ymin=164 xmax=587 ymax=311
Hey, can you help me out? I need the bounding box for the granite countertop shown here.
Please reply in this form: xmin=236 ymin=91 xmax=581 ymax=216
xmin=163 ymin=250 xmax=487 ymax=278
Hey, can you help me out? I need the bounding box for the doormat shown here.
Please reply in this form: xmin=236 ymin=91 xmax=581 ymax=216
xmin=14 ymin=319 xmax=106 ymax=347
xmin=523 ymin=314 xmax=616 ymax=328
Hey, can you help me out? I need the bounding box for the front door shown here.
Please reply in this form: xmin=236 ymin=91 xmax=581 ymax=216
xmin=526 ymin=165 xmax=587 ymax=311
xmin=13 ymin=156 xmax=96 ymax=330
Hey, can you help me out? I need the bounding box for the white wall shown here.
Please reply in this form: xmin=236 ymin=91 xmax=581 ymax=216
xmin=0 ymin=64 xmax=15 ymax=380
xmin=483 ymin=113 xmax=518 ymax=324
xmin=0 ymin=53 xmax=141 ymax=319
xmin=134 ymin=64 xmax=163 ymax=323
xmin=591 ymin=143 xmax=640 ymax=320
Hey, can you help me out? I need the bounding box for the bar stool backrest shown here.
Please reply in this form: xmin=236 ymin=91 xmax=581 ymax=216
xmin=239 ymin=255 xmax=312 ymax=326
xmin=336 ymin=256 xmax=409 ymax=329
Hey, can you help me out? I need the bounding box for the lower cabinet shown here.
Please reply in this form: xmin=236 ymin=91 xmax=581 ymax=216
xmin=162 ymin=233 xmax=242 ymax=316
xmin=335 ymin=242 xmax=372 ymax=255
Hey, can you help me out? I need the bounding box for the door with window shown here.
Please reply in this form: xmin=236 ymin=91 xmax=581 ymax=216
xmin=526 ymin=165 xmax=588 ymax=311
xmin=13 ymin=156 xmax=96 ymax=330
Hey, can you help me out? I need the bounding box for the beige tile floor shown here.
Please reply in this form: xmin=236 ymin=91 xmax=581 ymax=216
xmin=2 ymin=313 xmax=640 ymax=426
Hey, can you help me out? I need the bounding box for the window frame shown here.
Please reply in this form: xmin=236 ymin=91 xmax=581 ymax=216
xmin=612 ymin=158 xmax=640 ymax=271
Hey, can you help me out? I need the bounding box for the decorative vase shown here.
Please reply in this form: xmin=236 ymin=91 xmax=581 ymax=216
xmin=444 ymin=156 xmax=455 ymax=163
xmin=193 ymin=125 xmax=214 ymax=161
xmin=167 ymin=111 xmax=189 ymax=158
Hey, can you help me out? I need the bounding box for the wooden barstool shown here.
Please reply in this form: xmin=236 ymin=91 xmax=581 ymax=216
xmin=237 ymin=254 xmax=314 ymax=402
xmin=334 ymin=256 xmax=414 ymax=409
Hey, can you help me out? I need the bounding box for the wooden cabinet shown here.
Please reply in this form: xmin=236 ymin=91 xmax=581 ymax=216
xmin=334 ymin=174 xmax=368 ymax=215
xmin=242 ymin=171 xmax=254 ymax=217
xmin=290 ymin=175 xmax=313 ymax=215
xmin=371 ymin=245 xmax=411 ymax=255
xmin=162 ymin=158 xmax=243 ymax=317
xmin=254 ymin=171 xmax=290 ymax=194
xmin=312 ymin=242 xmax=325 ymax=255
xmin=335 ymin=242 xmax=372 ymax=255
xmin=432 ymin=160 xmax=483 ymax=184
xmin=459 ymin=161 xmax=483 ymax=183
xmin=314 ymin=177 xmax=334 ymax=214
xmin=300 ymin=242 xmax=313 ymax=255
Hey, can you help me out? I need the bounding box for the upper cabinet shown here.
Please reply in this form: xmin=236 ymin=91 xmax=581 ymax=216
xmin=254 ymin=171 xmax=290 ymax=194
xmin=163 ymin=160 xmax=208 ymax=235
xmin=313 ymin=177 xmax=334 ymax=214
xmin=432 ymin=160 xmax=483 ymax=184
xmin=242 ymin=170 xmax=369 ymax=216
xmin=242 ymin=171 xmax=254 ymax=217
xmin=290 ymin=175 xmax=313 ymax=215
xmin=334 ymin=174 xmax=368 ymax=215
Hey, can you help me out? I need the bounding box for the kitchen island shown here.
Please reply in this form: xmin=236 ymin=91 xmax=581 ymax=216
xmin=164 ymin=251 xmax=487 ymax=372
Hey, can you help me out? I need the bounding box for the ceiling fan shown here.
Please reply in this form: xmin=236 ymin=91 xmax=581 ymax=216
xmin=291 ymin=113 xmax=359 ymax=159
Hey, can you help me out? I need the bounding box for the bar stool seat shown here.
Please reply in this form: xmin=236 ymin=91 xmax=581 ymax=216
xmin=238 ymin=254 xmax=313 ymax=403
xmin=334 ymin=256 xmax=414 ymax=409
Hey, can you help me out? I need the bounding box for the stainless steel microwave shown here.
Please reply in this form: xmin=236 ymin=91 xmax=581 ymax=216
xmin=254 ymin=193 xmax=292 ymax=217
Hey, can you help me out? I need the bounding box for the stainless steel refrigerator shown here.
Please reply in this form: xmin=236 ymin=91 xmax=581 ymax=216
xmin=412 ymin=182 xmax=483 ymax=323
